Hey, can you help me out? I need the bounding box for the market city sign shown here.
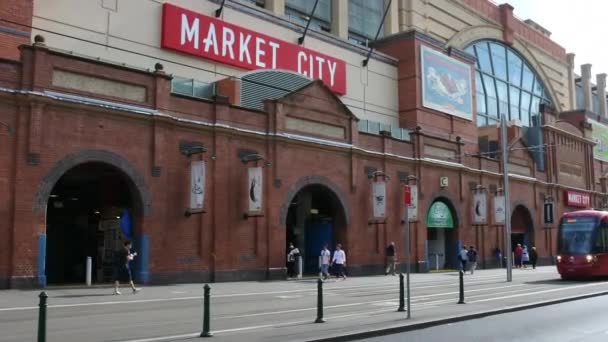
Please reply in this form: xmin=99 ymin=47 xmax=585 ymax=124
xmin=564 ymin=190 xmax=590 ymax=208
xmin=161 ymin=3 xmax=347 ymax=94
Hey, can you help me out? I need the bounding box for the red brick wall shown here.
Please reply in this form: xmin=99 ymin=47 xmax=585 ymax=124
xmin=0 ymin=39 xmax=592 ymax=287
xmin=0 ymin=0 xmax=33 ymax=60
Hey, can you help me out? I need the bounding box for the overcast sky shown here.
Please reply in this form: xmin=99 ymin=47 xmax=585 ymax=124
xmin=505 ymin=0 xmax=607 ymax=79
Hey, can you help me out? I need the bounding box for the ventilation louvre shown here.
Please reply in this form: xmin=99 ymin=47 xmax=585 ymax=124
xmin=240 ymin=70 xmax=311 ymax=111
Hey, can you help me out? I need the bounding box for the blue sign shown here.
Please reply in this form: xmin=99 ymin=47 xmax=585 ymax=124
xmin=421 ymin=46 xmax=473 ymax=120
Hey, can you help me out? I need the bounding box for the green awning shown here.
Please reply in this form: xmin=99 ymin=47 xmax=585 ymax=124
xmin=426 ymin=201 xmax=454 ymax=228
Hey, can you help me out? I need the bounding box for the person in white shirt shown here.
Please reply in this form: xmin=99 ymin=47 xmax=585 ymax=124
xmin=331 ymin=244 xmax=347 ymax=280
xmin=319 ymin=245 xmax=331 ymax=280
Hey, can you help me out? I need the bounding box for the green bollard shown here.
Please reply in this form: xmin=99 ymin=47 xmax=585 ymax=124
xmin=314 ymin=278 xmax=325 ymax=323
xmin=38 ymin=291 xmax=47 ymax=342
xmin=397 ymin=273 xmax=405 ymax=312
xmin=200 ymin=284 xmax=213 ymax=337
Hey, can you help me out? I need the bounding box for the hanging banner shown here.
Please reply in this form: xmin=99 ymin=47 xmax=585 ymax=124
xmin=372 ymin=181 xmax=386 ymax=219
xmin=544 ymin=202 xmax=554 ymax=225
xmin=248 ymin=167 xmax=263 ymax=213
xmin=408 ymin=185 xmax=419 ymax=221
xmin=189 ymin=160 xmax=205 ymax=210
xmin=494 ymin=195 xmax=505 ymax=225
xmin=472 ymin=192 xmax=487 ymax=224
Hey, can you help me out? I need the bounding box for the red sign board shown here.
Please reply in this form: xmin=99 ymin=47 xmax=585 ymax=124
xmin=161 ymin=4 xmax=347 ymax=94
xmin=564 ymin=191 xmax=591 ymax=208
xmin=403 ymin=185 xmax=411 ymax=206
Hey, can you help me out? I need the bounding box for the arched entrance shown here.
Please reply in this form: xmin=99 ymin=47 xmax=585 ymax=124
xmin=426 ymin=198 xmax=459 ymax=270
xmin=511 ymin=205 xmax=534 ymax=251
xmin=44 ymin=161 xmax=144 ymax=284
xmin=285 ymin=184 xmax=347 ymax=275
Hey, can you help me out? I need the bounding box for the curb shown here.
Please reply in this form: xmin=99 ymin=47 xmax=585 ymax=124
xmin=307 ymin=289 xmax=608 ymax=342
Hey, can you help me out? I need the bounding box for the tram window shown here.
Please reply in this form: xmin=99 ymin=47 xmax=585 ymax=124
xmin=594 ymin=223 xmax=608 ymax=253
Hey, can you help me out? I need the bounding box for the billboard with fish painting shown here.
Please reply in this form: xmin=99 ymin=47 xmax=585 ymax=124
xmin=420 ymin=46 xmax=473 ymax=120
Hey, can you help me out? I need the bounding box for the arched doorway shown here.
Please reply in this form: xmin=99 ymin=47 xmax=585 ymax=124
xmin=511 ymin=205 xmax=534 ymax=251
xmin=285 ymin=184 xmax=347 ymax=274
xmin=45 ymin=162 xmax=141 ymax=284
xmin=426 ymin=198 xmax=459 ymax=270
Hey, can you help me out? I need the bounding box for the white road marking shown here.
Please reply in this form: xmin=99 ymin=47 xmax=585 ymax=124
xmin=0 ymin=271 xmax=559 ymax=313
xmin=468 ymin=282 xmax=608 ymax=303
xmin=275 ymin=295 xmax=303 ymax=299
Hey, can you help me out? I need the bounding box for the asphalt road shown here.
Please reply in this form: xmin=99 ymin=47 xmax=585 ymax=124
xmin=1 ymin=267 xmax=607 ymax=342
xmin=363 ymin=294 xmax=608 ymax=342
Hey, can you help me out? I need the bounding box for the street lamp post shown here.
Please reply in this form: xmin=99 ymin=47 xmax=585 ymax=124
xmin=500 ymin=114 xmax=513 ymax=282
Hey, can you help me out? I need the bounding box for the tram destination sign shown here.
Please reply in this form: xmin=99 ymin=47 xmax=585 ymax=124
xmin=161 ymin=3 xmax=347 ymax=94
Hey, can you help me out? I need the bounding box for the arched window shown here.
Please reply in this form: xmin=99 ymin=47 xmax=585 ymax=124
xmin=465 ymin=41 xmax=552 ymax=127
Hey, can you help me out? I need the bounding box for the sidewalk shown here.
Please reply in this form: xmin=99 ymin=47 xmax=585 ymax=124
xmin=2 ymin=267 xmax=607 ymax=342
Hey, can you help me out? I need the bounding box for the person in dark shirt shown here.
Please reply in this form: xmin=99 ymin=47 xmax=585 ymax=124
xmin=467 ymin=246 xmax=478 ymax=275
xmin=113 ymin=241 xmax=140 ymax=295
xmin=385 ymin=242 xmax=396 ymax=276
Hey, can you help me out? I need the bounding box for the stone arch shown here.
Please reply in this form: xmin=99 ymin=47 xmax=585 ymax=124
xmin=511 ymin=202 xmax=535 ymax=231
xmin=424 ymin=190 xmax=462 ymax=228
xmin=279 ymin=175 xmax=350 ymax=227
xmin=34 ymin=149 xmax=152 ymax=216
xmin=447 ymin=25 xmax=563 ymax=112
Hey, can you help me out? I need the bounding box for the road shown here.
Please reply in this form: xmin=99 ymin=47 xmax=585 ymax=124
xmin=363 ymin=294 xmax=608 ymax=342
xmin=1 ymin=267 xmax=607 ymax=341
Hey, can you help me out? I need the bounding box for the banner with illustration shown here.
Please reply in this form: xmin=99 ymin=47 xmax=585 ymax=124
xmin=248 ymin=167 xmax=263 ymax=213
xmin=420 ymin=46 xmax=473 ymax=120
xmin=472 ymin=192 xmax=487 ymax=224
xmin=408 ymin=185 xmax=418 ymax=221
xmin=589 ymin=119 xmax=608 ymax=161
xmin=189 ymin=160 xmax=205 ymax=210
xmin=372 ymin=181 xmax=386 ymax=219
xmin=494 ymin=195 xmax=505 ymax=224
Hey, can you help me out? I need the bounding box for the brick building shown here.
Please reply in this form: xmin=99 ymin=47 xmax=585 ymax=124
xmin=0 ymin=0 xmax=605 ymax=288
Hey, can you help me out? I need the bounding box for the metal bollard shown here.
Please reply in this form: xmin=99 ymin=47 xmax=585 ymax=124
xmin=86 ymin=256 xmax=92 ymax=287
xmin=457 ymin=270 xmax=465 ymax=304
xmin=200 ymin=284 xmax=213 ymax=337
xmin=37 ymin=291 xmax=47 ymax=342
xmin=397 ymin=273 xmax=405 ymax=312
xmin=314 ymin=278 xmax=325 ymax=323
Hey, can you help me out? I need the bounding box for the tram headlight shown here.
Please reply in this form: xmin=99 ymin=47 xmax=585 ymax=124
xmin=556 ymin=255 xmax=562 ymax=262
xmin=586 ymin=255 xmax=597 ymax=263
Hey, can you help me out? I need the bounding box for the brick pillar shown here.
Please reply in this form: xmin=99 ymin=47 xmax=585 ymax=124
xmin=566 ymin=53 xmax=576 ymax=110
xmin=597 ymin=74 xmax=607 ymax=117
xmin=0 ymin=0 xmax=33 ymax=60
xmin=499 ymin=3 xmax=515 ymax=46
xmin=581 ymin=64 xmax=593 ymax=112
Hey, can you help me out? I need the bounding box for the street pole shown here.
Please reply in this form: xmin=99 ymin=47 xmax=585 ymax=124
xmin=405 ymin=201 xmax=411 ymax=319
xmin=500 ymin=113 xmax=513 ymax=282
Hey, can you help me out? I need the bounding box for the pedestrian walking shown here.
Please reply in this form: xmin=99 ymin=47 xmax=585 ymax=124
xmin=331 ymin=244 xmax=347 ymax=280
xmin=319 ymin=244 xmax=331 ymax=280
xmin=286 ymin=243 xmax=300 ymax=278
xmin=514 ymin=244 xmax=523 ymax=269
xmin=385 ymin=241 xmax=397 ymax=276
xmin=494 ymin=247 xmax=502 ymax=268
xmin=530 ymin=246 xmax=538 ymax=269
xmin=522 ymin=245 xmax=530 ymax=269
xmin=467 ymin=246 xmax=478 ymax=275
xmin=459 ymin=246 xmax=468 ymax=272
xmin=113 ymin=241 xmax=140 ymax=295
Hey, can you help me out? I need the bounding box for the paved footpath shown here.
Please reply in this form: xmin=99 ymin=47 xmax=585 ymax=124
xmin=1 ymin=267 xmax=608 ymax=342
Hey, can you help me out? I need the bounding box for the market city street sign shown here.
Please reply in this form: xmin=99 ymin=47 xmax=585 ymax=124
xmin=161 ymin=3 xmax=347 ymax=94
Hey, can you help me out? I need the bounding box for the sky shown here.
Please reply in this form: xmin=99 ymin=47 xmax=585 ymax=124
xmin=505 ymin=0 xmax=608 ymax=79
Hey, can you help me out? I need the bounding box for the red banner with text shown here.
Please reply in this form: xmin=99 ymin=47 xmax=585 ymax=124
xmin=161 ymin=3 xmax=347 ymax=94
